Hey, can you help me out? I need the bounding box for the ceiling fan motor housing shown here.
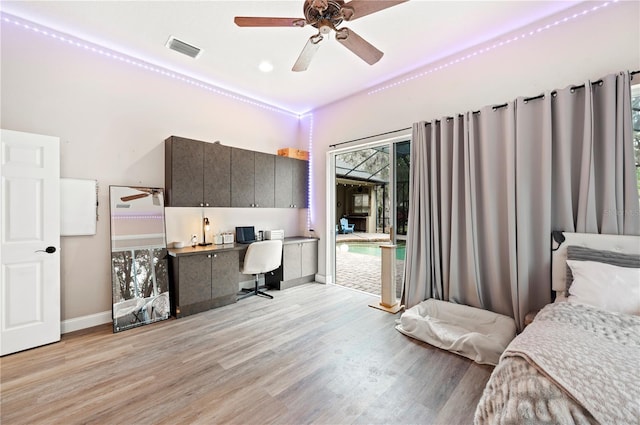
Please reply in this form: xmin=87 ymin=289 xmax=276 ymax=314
xmin=304 ymin=0 xmax=345 ymax=29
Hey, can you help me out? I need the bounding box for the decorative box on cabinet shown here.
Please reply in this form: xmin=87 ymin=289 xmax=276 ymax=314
xmin=266 ymin=237 xmax=317 ymax=290
xmin=275 ymin=156 xmax=308 ymax=208
xmin=277 ymin=147 xmax=309 ymax=160
xmin=165 ymin=136 xmax=231 ymax=207
xmin=169 ymin=250 xmax=239 ymax=318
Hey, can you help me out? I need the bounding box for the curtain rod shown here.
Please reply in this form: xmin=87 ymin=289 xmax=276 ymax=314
xmin=330 ymin=127 xmax=411 ymax=148
xmin=339 ymin=70 xmax=640 ymax=135
xmin=492 ymin=69 xmax=640 ymax=110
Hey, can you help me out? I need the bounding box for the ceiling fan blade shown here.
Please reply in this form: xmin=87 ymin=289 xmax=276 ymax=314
xmin=121 ymin=193 xmax=150 ymax=202
xmin=234 ymin=17 xmax=306 ymax=27
xmin=292 ymin=34 xmax=323 ymax=72
xmin=335 ymin=27 xmax=383 ymax=65
xmin=340 ymin=0 xmax=408 ymax=21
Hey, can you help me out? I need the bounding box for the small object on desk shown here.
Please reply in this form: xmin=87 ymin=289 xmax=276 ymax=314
xmin=191 ymin=234 xmax=197 ymax=247
xmin=213 ymin=234 xmax=224 ymax=245
xmin=173 ymin=241 xmax=185 ymax=249
xmin=223 ymin=233 xmax=234 ymax=244
xmin=198 ymin=217 xmax=212 ymax=246
xmin=264 ymin=229 xmax=284 ymax=240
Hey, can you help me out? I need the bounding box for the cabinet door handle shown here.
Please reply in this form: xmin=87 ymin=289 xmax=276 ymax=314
xmin=205 ymin=202 xmax=210 ymax=207
xmin=207 ymin=254 xmax=212 ymax=258
xmin=213 ymin=254 xmax=217 ymax=258
xmin=200 ymin=203 xmax=204 ymax=207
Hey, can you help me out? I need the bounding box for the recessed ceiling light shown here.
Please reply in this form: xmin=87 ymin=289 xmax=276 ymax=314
xmin=259 ymin=61 xmax=274 ymax=73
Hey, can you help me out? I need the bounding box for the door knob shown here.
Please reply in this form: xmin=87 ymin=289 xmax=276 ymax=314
xmin=35 ymin=246 xmax=56 ymax=254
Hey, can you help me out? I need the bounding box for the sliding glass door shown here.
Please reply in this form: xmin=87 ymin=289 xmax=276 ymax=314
xmin=330 ymin=134 xmax=410 ymax=296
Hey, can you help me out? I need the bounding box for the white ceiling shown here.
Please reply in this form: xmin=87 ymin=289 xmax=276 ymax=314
xmin=2 ymin=1 xmax=583 ymax=114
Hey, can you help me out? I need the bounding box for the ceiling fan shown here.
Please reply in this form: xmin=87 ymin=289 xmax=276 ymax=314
xmin=234 ymin=0 xmax=408 ymax=72
xmin=120 ymin=188 xmax=162 ymax=206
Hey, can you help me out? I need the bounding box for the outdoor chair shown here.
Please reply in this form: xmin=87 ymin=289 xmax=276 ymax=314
xmin=340 ymin=218 xmax=355 ymax=234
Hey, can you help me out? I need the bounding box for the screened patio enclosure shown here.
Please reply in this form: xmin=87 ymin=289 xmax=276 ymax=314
xmin=335 ymin=144 xmax=409 ymax=236
xmin=333 ymin=140 xmax=410 ymax=297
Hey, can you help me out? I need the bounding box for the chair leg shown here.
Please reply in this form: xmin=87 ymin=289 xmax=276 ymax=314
xmin=237 ymin=274 xmax=273 ymax=300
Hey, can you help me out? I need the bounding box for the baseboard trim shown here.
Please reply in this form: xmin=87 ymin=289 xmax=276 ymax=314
xmin=61 ymin=310 xmax=112 ymax=334
xmin=315 ymin=274 xmax=330 ymax=284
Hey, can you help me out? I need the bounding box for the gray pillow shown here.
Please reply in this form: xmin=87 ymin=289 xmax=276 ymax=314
xmin=565 ymin=245 xmax=640 ymax=292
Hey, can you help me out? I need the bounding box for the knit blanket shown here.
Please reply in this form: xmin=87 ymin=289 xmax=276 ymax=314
xmin=474 ymin=302 xmax=640 ymax=424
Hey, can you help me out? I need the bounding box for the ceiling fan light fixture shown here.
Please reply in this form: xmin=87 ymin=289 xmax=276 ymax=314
xmin=165 ymin=36 xmax=202 ymax=59
xmin=234 ymin=0 xmax=408 ymax=72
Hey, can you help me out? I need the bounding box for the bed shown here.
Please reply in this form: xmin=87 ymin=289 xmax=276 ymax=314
xmin=474 ymin=232 xmax=640 ymax=425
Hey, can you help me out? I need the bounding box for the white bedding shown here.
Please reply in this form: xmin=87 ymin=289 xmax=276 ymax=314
xmin=475 ymin=232 xmax=640 ymax=424
xmin=396 ymin=299 xmax=516 ymax=365
xmin=475 ymin=301 xmax=640 ymax=424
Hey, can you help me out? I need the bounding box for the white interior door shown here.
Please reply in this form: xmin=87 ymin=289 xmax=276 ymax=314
xmin=1 ymin=129 xmax=60 ymax=356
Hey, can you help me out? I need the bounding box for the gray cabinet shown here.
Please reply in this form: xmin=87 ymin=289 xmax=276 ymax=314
xmin=166 ymin=135 xmax=306 ymax=209
xmin=282 ymin=243 xmax=302 ymax=281
xmin=169 ymin=250 xmax=239 ymax=318
xmin=292 ymin=157 xmax=308 ymax=208
xmin=255 ymin=152 xmax=275 ymax=208
xmin=275 ymin=156 xmax=308 ymax=208
xmin=204 ymin=142 xmax=231 ymax=207
xmin=300 ymin=240 xmax=318 ymax=277
xmin=165 ymin=136 xmax=230 ymax=207
xmin=165 ymin=136 xmax=204 ymax=207
xmin=268 ymin=238 xmax=317 ymax=290
xmin=231 ymin=148 xmax=275 ymax=207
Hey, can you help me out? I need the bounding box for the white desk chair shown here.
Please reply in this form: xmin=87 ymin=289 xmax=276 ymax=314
xmin=238 ymin=239 xmax=282 ymax=300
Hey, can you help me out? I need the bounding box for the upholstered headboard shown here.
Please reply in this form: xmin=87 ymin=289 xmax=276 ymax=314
xmin=551 ymin=232 xmax=640 ymax=298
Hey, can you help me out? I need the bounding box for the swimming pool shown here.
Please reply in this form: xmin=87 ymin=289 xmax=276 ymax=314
xmin=337 ymin=242 xmax=406 ymax=260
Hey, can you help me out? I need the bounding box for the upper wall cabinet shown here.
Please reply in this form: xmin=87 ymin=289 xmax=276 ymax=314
xmin=165 ymin=135 xmax=307 ymax=208
xmin=165 ymin=136 xmax=231 ymax=207
xmin=204 ymin=142 xmax=231 ymax=207
xmin=275 ymin=156 xmax=308 ymax=208
xmin=231 ymin=148 xmax=275 ymax=208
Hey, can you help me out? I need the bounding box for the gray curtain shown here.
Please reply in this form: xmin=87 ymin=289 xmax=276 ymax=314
xmin=403 ymin=71 xmax=640 ymax=330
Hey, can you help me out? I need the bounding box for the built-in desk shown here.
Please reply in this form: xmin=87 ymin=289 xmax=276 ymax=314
xmin=266 ymin=237 xmax=318 ymax=290
xmin=168 ymin=243 xmax=245 ymax=318
xmin=167 ymin=237 xmax=318 ymax=318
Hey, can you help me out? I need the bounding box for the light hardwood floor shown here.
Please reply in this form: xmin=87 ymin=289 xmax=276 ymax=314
xmin=0 ymin=283 xmax=493 ymax=425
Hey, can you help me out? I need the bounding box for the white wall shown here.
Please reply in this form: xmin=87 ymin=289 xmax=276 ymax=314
xmin=0 ymin=21 xmax=305 ymax=323
xmin=309 ymin=1 xmax=640 ymax=282
xmin=165 ymin=207 xmax=305 ymax=247
xmin=2 ymin=1 xmax=639 ymax=327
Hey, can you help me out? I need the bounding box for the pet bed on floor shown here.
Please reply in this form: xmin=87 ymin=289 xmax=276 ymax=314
xmin=396 ymin=299 xmax=516 ymax=365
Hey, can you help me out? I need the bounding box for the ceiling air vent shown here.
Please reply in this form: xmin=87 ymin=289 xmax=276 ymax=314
xmin=165 ymin=36 xmax=202 ymax=59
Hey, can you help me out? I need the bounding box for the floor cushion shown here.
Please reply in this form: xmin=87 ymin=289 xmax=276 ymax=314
xmin=396 ymin=299 xmax=516 ymax=365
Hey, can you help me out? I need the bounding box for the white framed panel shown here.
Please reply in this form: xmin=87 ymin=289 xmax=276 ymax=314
xmin=61 ymin=178 xmax=97 ymax=236
xmin=2 ymin=261 xmax=44 ymax=329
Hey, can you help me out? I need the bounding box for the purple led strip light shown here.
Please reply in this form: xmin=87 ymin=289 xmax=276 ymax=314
xmin=112 ymin=215 xmax=165 ymax=220
xmin=1 ymin=12 xmax=299 ymax=117
xmin=368 ymin=1 xmax=619 ymax=96
xmin=306 ymin=114 xmax=314 ymax=229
